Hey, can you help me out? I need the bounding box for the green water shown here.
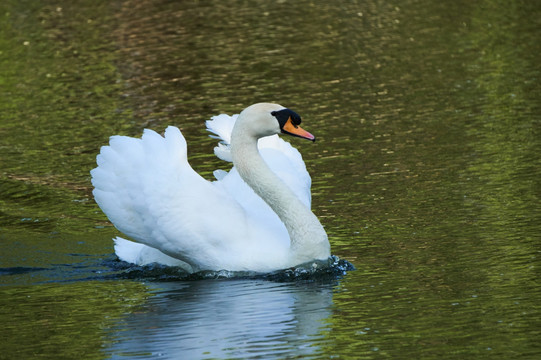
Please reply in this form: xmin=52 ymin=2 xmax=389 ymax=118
xmin=1 ymin=0 xmax=540 ymax=358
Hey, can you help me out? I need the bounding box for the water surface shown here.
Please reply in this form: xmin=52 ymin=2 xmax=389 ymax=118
xmin=1 ymin=0 xmax=540 ymax=358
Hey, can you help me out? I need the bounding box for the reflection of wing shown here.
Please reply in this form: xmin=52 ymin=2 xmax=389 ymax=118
xmin=105 ymin=281 xmax=332 ymax=358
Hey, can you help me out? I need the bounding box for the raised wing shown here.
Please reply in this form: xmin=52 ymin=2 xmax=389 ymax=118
xmin=91 ymin=126 xmax=249 ymax=270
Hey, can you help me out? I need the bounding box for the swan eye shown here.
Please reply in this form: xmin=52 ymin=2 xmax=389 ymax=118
xmin=290 ymin=114 xmax=302 ymax=126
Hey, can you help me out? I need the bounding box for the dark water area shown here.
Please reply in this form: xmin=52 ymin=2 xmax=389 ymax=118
xmin=1 ymin=0 xmax=540 ymax=358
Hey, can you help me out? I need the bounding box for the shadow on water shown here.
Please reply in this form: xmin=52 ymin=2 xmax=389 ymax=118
xmin=104 ymin=255 xmax=355 ymax=283
xmin=0 ymin=254 xmax=355 ymax=286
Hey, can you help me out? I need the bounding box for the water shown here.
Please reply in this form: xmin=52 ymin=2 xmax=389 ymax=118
xmin=1 ymin=0 xmax=540 ymax=358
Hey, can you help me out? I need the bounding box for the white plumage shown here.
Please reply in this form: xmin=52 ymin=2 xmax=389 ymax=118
xmin=91 ymin=103 xmax=330 ymax=273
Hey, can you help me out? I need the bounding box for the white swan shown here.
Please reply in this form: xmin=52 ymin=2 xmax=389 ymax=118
xmin=91 ymin=103 xmax=330 ymax=273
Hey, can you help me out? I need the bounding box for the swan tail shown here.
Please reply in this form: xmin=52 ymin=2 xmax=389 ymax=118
xmin=114 ymin=237 xmax=194 ymax=271
xmin=206 ymin=113 xmax=238 ymax=162
xmin=113 ymin=236 xmax=147 ymax=264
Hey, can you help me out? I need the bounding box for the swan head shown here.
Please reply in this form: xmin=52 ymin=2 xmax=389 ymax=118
xmin=236 ymin=103 xmax=315 ymax=141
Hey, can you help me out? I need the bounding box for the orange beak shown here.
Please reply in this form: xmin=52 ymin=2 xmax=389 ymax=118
xmin=281 ymin=117 xmax=316 ymax=142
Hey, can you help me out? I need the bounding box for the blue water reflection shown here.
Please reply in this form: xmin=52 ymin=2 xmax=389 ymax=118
xmin=106 ymin=280 xmax=334 ymax=359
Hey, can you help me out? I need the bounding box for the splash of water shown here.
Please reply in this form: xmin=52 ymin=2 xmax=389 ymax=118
xmin=107 ymin=255 xmax=355 ymax=282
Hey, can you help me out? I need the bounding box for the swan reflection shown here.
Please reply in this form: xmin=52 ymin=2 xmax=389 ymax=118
xmin=106 ymin=280 xmax=334 ymax=359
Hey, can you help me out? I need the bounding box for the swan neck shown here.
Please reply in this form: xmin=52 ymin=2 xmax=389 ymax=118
xmin=230 ymin=129 xmax=329 ymax=261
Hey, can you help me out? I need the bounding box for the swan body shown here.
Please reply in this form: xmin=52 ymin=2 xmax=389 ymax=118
xmin=91 ymin=103 xmax=330 ymax=273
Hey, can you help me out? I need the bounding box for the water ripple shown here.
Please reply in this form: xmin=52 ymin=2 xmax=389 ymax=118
xmin=105 ymin=255 xmax=355 ymax=283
